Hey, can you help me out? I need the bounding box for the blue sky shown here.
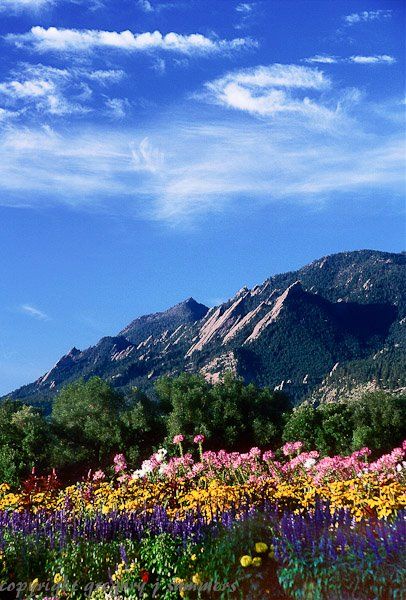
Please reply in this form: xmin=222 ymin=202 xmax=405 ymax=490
xmin=0 ymin=0 xmax=404 ymax=394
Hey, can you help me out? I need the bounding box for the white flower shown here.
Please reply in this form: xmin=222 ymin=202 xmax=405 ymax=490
xmin=131 ymin=469 xmax=144 ymax=480
xmin=141 ymin=459 xmax=154 ymax=473
xmin=303 ymin=458 xmax=316 ymax=469
xmin=396 ymin=463 xmax=402 ymax=472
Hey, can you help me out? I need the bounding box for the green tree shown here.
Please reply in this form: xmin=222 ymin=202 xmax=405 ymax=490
xmin=283 ymin=405 xmax=321 ymax=451
xmin=351 ymin=391 xmax=406 ymax=455
xmin=0 ymin=400 xmax=50 ymax=484
xmin=155 ymin=373 xmax=212 ymax=442
xmin=315 ymin=403 xmax=355 ymax=456
xmin=156 ymin=372 xmax=292 ymax=450
xmin=120 ymin=388 xmax=165 ymax=464
xmin=51 ymin=377 xmax=125 ymax=465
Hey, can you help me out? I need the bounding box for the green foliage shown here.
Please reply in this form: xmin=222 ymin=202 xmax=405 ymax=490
xmin=277 ymin=549 xmax=406 ymax=600
xmin=52 ymin=377 xmax=125 ymax=463
xmin=51 ymin=377 xmax=164 ymax=472
xmin=139 ymin=533 xmax=184 ymax=599
xmin=283 ymin=391 xmax=406 ymax=457
xmin=351 ymin=391 xmax=406 ymax=454
xmin=0 ymin=371 xmax=404 ymax=485
xmin=120 ymin=388 xmax=165 ymax=465
xmin=0 ymin=400 xmax=50 ymax=485
xmin=156 ymin=372 xmax=292 ymax=450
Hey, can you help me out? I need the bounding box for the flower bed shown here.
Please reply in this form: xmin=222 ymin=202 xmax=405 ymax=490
xmin=0 ymin=439 xmax=404 ymax=598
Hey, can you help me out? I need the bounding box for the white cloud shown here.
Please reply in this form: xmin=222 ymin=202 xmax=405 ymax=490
xmin=152 ymin=57 xmax=166 ymax=74
xmin=0 ymin=78 xmax=54 ymax=98
xmin=0 ymin=103 xmax=403 ymax=224
xmin=84 ymin=69 xmax=125 ymax=84
xmin=305 ymin=54 xmax=396 ymax=65
xmin=235 ymin=2 xmax=257 ymax=29
xmin=204 ymin=64 xmax=339 ymax=129
xmin=19 ymin=304 xmax=50 ymax=320
xmin=0 ymin=0 xmax=54 ymax=11
xmin=105 ymin=97 xmax=130 ymax=119
xmin=344 ymin=10 xmax=392 ymax=25
xmin=350 ymin=55 xmax=396 ymax=65
xmin=0 ymin=65 xmax=402 ymax=225
xmin=7 ymin=26 xmax=255 ymax=55
xmin=304 ymin=55 xmax=339 ymax=64
xmin=0 ymin=73 xmax=87 ymax=115
xmin=236 ymin=3 xmax=254 ymax=13
xmin=0 ymin=107 xmax=20 ymax=121
xmin=0 ymin=0 xmax=105 ymax=11
xmin=137 ymin=0 xmax=153 ymax=12
xmin=131 ymin=137 xmax=164 ymax=172
xmin=0 ymin=63 xmax=125 ymax=117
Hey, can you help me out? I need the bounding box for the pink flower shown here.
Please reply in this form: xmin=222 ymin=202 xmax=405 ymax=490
xmin=282 ymin=441 xmax=303 ymax=456
xmin=194 ymin=434 xmax=205 ymax=444
xmin=262 ymin=450 xmax=275 ymax=462
xmin=93 ymin=470 xmax=105 ymax=482
xmin=113 ymin=453 xmax=127 ymax=473
xmin=173 ymin=434 xmax=184 ymax=444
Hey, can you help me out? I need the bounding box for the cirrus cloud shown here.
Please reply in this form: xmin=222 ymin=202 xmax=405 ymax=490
xmin=0 ymin=62 xmax=126 ymax=117
xmin=19 ymin=304 xmax=50 ymax=321
xmin=344 ymin=10 xmax=392 ymax=25
xmin=305 ymin=54 xmax=396 ymax=65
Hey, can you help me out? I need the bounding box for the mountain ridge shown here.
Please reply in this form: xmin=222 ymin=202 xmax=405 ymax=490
xmin=5 ymin=249 xmax=405 ymax=406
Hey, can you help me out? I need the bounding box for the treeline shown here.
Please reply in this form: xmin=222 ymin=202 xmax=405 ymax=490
xmin=0 ymin=373 xmax=405 ymax=485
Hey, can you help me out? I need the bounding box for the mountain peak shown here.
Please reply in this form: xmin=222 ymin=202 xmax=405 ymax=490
xmin=5 ymin=250 xmax=405 ymax=405
xmin=119 ymin=297 xmax=208 ymax=345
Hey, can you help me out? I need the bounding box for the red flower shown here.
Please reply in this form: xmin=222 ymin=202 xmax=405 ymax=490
xmin=140 ymin=569 xmax=149 ymax=583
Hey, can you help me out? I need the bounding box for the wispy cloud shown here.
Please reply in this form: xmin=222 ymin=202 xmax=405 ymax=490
xmin=303 ymin=55 xmax=338 ymax=64
xmin=343 ymin=10 xmax=392 ymax=26
xmin=235 ymin=2 xmax=257 ymax=30
xmin=0 ymin=103 xmax=403 ymax=224
xmin=0 ymin=107 xmax=20 ymax=121
xmin=304 ymin=54 xmax=396 ymax=65
xmin=350 ymin=55 xmax=396 ymax=65
xmin=0 ymin=0 xmax=54 ymax=11
xmin=137 ymin=0 xmax=154 ymax=12
xmin=0 ymin=63 xmax=125 ymax=117
xmin=203 ymin=64 xmax=340 ymax=129
xmin=0 ymin=0 xmax=105 ymax=12
xmin=7 ymin=26 xmax=256 ymax=55
xmin=0 ymin=63 xmax=403 ymax=225
xmin=104 ymin=97 xmax=130 ymax=119
xmin=131 ymin=136 xmax=164 ymax=173
xmin=19 ymin=304 xmax=50 ymax=320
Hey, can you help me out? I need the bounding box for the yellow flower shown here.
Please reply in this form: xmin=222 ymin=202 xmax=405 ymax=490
xmin=192 ymin=572 xmax=202 ymax=585
xmin=268 ymin=545 xmax=275 ymax=559
xmin=255 ymin=542 xmax=268 ymax=554
xmin=191 ymin=553 xmax=197 ymax=561
xmin=30 ymin=578 xmax=40 ymax=592
xmin=53 ymin=573 xmax=63 ymax=584
xmin=240 ymin=555 xmax=252 ymax=567
xmin=252 ymin=557 xmax=262 ymax=567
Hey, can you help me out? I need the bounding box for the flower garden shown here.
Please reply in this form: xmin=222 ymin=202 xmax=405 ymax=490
xmin=0 ymin=436 xmax=405 ymax=599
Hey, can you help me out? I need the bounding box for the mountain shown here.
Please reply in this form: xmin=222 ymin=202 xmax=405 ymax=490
xmin=5 ymin=250 xmax=406 ymax=407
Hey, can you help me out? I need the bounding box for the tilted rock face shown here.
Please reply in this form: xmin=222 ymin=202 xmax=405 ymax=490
xmin=245 ymin=282 xmax=302 ymax=343
xmin=5 ymin=250 xmax=406 ymax=406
